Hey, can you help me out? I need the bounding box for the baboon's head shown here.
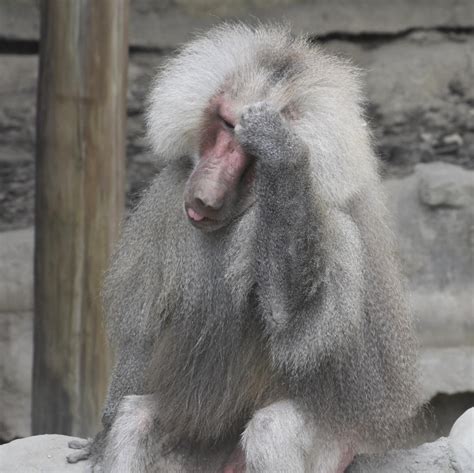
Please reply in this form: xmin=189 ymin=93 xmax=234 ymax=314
xmin=147 ymin=24 xmax=372 ymax=231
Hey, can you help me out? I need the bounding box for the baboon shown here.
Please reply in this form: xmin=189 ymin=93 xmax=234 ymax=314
xmin=67 ymin=24 xmax=419 ymax=473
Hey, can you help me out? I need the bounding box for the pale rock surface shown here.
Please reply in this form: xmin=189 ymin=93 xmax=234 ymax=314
xmin=385 ymin=164 xmax=474 ymax=352
xmin=0 ymin=228 xmax=34 ymax=313
xmin=0 ymin=229 xmax=34 ymax=440
xmin=349 ymin=437 xmax=457 ymax=472
xmin=420 ymin=347 xmax=474 ymax=400
xmin=0 ymin=435 xmax=88 ymax=473
xmin=1 ymin=409 xmax=473 ymax=473
xmin=0 ymin=310 xmax=32 ymax=440
xmin=418 ymin=162 xmax=474 ymax=208
xmin=449 ymin=408 xmax=474 ymax=472
xmin=348 ymin=408 xmax=474 ymax=472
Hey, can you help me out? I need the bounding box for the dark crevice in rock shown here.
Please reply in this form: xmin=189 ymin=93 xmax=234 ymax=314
xmin=0 ymin=26 xmax=473 ymax=55
xmin=312 ymin=25 xmax=474 ymax=46
xmin=0 ymin=38 xmax=38 ymax=55
xmin=0 ymin=37 xmax=172 ymax=56
xmin=129 ymin=45 xmax=174 ymax=55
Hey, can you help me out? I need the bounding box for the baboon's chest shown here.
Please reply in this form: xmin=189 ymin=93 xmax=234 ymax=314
xmin=151 ymin=308 xmax=275 ymax=444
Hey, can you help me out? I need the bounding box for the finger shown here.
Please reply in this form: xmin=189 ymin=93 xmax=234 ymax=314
xmin=67 ymin=450 xmax=91 ymax=463
xmin=68 ymin=438 xmax=91 ymax=449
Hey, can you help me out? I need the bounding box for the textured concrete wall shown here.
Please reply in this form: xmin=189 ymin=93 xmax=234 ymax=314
xmin=0 ymin=0 xmax=473 ymax=442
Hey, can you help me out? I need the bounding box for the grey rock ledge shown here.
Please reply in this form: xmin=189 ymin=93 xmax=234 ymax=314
xmin=1 ymin=409 xmax=472 ymax=473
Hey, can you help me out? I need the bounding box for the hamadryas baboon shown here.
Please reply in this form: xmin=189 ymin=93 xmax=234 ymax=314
xmin=67 ymin=24 xmax=419 ymax=473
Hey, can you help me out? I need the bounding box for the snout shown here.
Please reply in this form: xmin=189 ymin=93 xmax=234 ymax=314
xmin=190 ymin=184 xmax=225 ymax=214
xmin=184 ymin=170 xmax=232 ymax=226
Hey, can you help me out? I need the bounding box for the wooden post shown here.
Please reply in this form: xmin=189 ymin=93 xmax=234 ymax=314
xmin=33 ymin=0 xmax=128 ymax=437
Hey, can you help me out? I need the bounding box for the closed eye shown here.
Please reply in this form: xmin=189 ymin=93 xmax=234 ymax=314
xmin=220 ymin=116 xmax=235 ymax=130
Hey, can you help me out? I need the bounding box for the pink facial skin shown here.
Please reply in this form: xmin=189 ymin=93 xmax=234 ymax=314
xmin=184 ymin=94 xmax=251 ymax=230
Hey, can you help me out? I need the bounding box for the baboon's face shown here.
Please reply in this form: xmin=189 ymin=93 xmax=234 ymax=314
xmin=184 ymin=92 xmax=254 ymax=232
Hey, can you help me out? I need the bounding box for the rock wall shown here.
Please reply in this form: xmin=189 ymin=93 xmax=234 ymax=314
xmin=0 ymin=0 xmax=473 ymax=442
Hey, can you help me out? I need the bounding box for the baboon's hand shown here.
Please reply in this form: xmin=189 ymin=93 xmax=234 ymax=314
xmin=67 ymin=438 xmax=93 ymax=464
xmin=236 ymin=102 xmax=306 ymax=166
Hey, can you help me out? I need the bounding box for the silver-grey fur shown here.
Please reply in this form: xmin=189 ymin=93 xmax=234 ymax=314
xmin=67 ymin=23 xmax=419 ymax=472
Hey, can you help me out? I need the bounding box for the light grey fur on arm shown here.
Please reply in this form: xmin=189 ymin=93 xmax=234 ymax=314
xmin=236 ymin=101 xmax=364 ymax=374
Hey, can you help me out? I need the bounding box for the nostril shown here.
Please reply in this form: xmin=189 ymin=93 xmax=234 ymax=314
xmin=194 ymin=195 xmax=224 ymax=211
xmin=194 ymin=197 xmax=207 ymax=209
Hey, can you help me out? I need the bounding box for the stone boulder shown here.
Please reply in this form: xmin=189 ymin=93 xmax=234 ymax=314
xmin=0 ymin=435 xmax=88 ymax=473
xmin=386 ymin=163 xmax=474 ymax=401
xmin=1 ymin=409 xmax=472 ymax=473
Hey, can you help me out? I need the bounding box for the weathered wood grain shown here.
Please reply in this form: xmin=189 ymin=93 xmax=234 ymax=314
xmin=33 ymin=0 xmax=128 ymax=437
